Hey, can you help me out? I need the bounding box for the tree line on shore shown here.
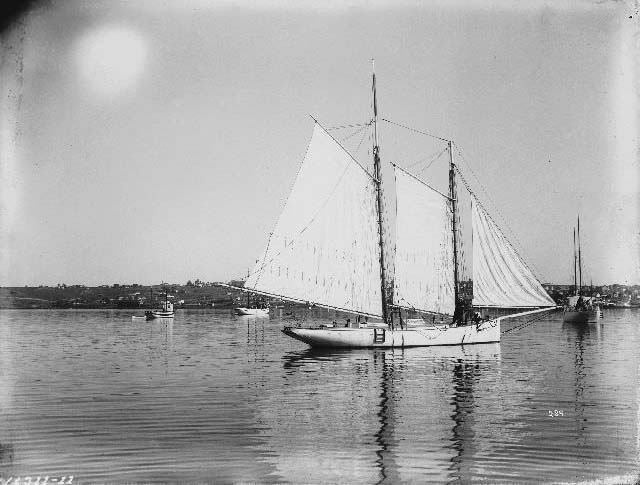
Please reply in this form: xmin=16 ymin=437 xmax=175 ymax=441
xmin=1 ymin=281 xmax=638 ymax=310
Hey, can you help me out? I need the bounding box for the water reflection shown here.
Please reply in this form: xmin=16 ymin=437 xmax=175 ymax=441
xmin=282 ymin=347 xmax=366 ymax=369
xmin=0 ymin=442 xmax=14 ymax=468
xmin=1 ymin=309 xmax=637 ymax=482
xmin=277 ymin=344 xmax=500 ymax=482
xmin=562 ymin=321 xmax=596 ymax=467
xmin=373 ymin=350 xmax=401 ymax=484
xmin=448 ymin=357 xmax=480 ymax=482
xmin=573 ymin=324 xmax=588 ymax=459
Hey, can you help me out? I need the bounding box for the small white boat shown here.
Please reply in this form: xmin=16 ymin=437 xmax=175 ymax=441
xmin=234 ymin=307 xmax=269 ymax=316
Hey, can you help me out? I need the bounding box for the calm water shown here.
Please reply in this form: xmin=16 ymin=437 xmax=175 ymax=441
xmin=0 ymin=308 xmax=638 ymax=483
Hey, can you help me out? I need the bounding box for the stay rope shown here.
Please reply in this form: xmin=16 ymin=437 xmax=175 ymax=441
xmin=454 ymin=165 xmax=548 ymax=287
xmin=452 ymin=142 xmax=548 ymax=283
xmin=326 ymin=122 xmax=372 ymax=131
xmin=381 ymin=118 xmax=450 ymax=142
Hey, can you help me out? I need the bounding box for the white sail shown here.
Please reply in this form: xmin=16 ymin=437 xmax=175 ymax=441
xmin=472 ymin=201 xmax=555 ymax=308
xmin=392 ymin=167 xmax=455 ymax=315
xmin=245 ymin=123 xmax=383 ymax=317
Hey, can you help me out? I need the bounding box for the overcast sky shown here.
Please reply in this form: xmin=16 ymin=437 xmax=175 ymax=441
xmin=1 ymin=0 xmax=638 ymax=287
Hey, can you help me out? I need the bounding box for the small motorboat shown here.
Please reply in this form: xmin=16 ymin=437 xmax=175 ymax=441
xmin=146 ymin=287 xmax=175 ymax=320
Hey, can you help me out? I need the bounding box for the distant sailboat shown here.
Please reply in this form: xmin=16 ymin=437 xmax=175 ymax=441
xmin=237 ymin=65 xmax=556 ymax=348
xmin=563 ymin=217 xmax=602 ymax=323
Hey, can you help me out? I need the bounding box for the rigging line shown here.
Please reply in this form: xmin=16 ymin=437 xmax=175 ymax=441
xmin=453 ymin=142 xmax=510 ymax=232
xmin=452 ymin=143 xmax=546 ymax=281
xmin=500 ymin=312 xmax=548 ymax=335
xmin=456 ymin=167 xmax=535 ymax=282
xmin=392 ymin=162 xmax=453 ymax=201
xmin=417 ymin=147 xmax=449 ymax=176
xmin=452 ymin=206 xmax=467 ymax=286
xmin=455 ymin=166 xmax=548 ymax=286
xmin=390 ymin=297 xmax=453 ymax=318
xmin=218 ymin=283 xmax=382 ymax=318
xmin=453 ymin=142 xmax=512 ymax=233
xmin=353 ymin=122 xmax=372 ymax=156
xmin=246 ymin=158 xmax=366 ymax=284
xmin=381 ymin=118 xmax=451 ymax=143
xmin=392 ymin=166 xmax=399 ymax=291
xmin=339 ymin=121 xmax=371 ymax=144
xmin=326 ymin=121 xmax=372 ymax=131
xmin=245 ymin=125 xmax=315 ymax=289
xmin=250 ymin=229 xmax=274 ymax=290
xmin=311 ymin=115 xmax=378 ymax=182
xmin=452 ymin=142 xmax=546 ymax=282
xmin=405 ymin=146 xmax=449 ymax=171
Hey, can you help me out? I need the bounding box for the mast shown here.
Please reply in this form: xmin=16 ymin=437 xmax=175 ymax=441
xmin=448 ymin=140 xmax=460 ymax=306
xmin=372 ymin=60 xmax=389 ymax=324
xmin=573 ymin=228 xmax=577 ymax=296
xmin=577 ymin=216 xmax=582 ymax=295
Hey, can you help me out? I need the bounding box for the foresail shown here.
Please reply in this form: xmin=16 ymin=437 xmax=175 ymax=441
xmin=245 ymin=124 xmax=383 ymax=317
xmin=472 ymin=201 xmax=555 ymax=307
xmin=392 ymin=167 xmax=455 ymax=315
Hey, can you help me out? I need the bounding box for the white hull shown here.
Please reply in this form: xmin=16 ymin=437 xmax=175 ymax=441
xmin=282 ymin=319 xmax=500 ymax=348
xmin=235 ymin=307 xmax=270 ymax=316
xmin=152 ymin=311 xmax=174 ymax=317
xmin=146 ymin=309 xmax=174 ymax=320
xmin=563 ymin=307 xmax=601 ymax=323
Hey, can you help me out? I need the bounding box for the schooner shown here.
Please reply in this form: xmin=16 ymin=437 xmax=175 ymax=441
xmin=562 ymin=216 xmax=602 ymax=323
xmin=237 ymin=66 xmax=556 ymax=348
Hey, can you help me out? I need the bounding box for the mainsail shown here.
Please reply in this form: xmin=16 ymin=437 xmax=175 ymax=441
xmin=472 ymin=201 xmax=555 ymax=308
xmin=392 ymin=166 xmax=455 ymax=315
xmin=245 ymin=123 xmax=383 ymax=317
